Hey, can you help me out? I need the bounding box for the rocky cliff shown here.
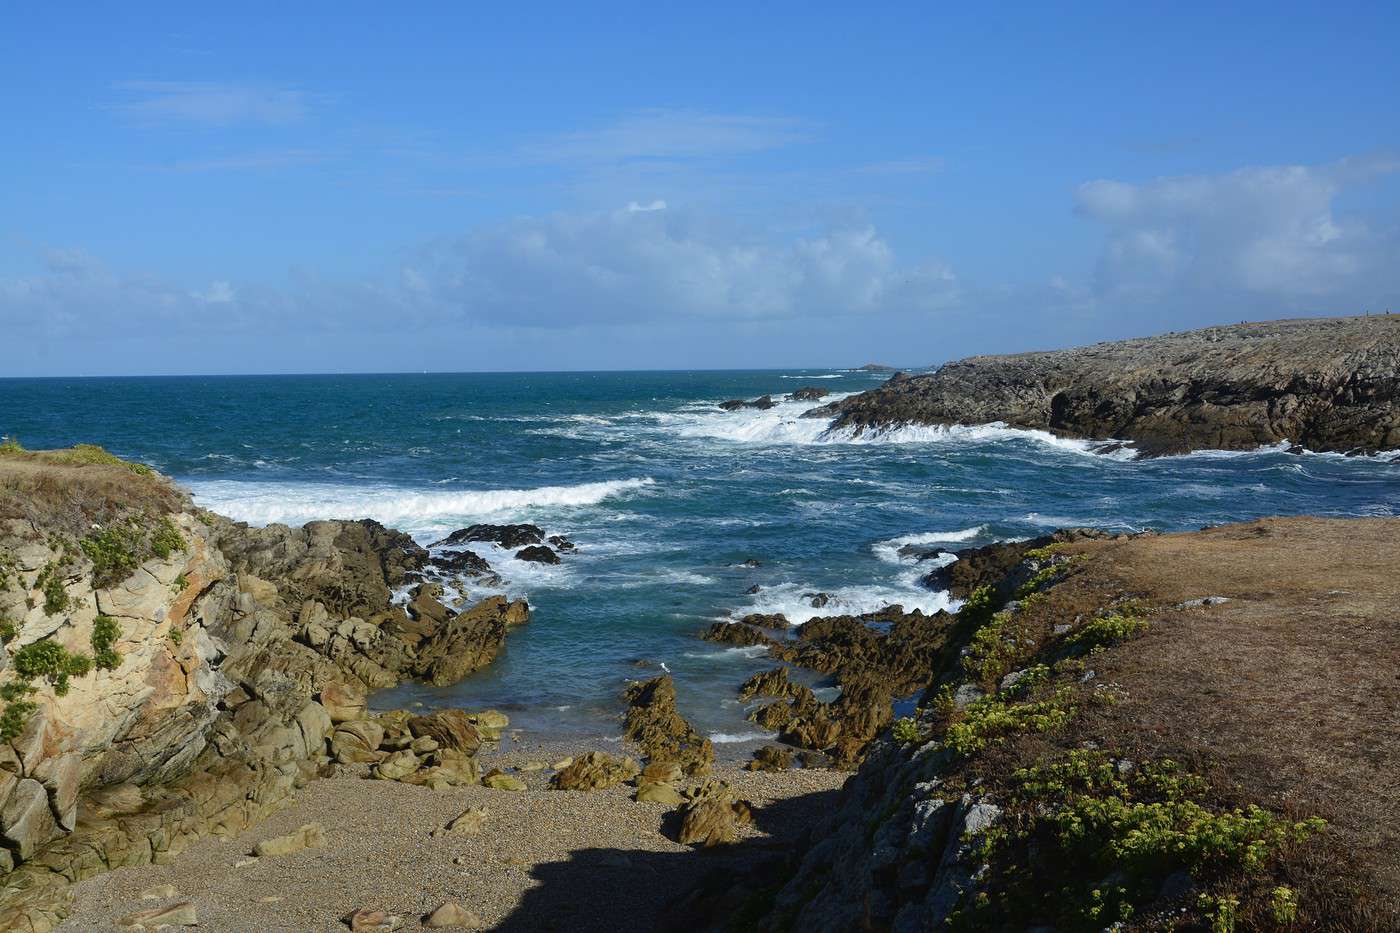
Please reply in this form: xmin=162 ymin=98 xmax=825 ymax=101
xmin=743 ymin=517 xmax=1400 ymax=931
xmin=815 ymin=315 xmax=1400 ymax=456
xmin=0 ymin=445 xmax=526 ymax=931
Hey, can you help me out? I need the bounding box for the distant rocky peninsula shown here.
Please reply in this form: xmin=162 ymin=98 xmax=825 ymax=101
xmin=816 ymin=315 xmax=1400 ymax=455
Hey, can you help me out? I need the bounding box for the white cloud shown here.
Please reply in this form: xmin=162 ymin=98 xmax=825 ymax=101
xmin=1 ymin=210 xmax=958 ymax=339
xmin=1076 ymin=157 xmax=1400 ymax=308
xmin=110 ymin=81 xmax=310 ymax=127
xmin=626 ymin=200 xmax=668 ymax=212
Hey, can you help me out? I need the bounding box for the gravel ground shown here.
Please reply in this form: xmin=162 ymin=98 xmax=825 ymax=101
xmin=57 ymin=736 xmax=847 ymax=932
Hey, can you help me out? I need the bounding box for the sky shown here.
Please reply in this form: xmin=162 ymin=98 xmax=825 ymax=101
xmin=2 ymin=2 xmax=1398 ymax=376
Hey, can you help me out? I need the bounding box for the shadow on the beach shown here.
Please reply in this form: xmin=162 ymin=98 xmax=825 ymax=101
xmin=491 ymin=785 xmax=841 ymax=932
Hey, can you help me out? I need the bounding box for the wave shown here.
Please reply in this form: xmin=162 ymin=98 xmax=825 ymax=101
xmin=733 ymin=580 xmax=958 ymax=626
xmin=708 ymin=730 xmax=777 ymax=744
xmin=871 ymin=525 xmax=987 ymax=564
xmin=188 ymin=477 xmax=655 ymax=533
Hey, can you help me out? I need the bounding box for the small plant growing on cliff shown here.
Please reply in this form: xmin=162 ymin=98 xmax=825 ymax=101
xmin=171 ymin=573 xmax=189 ymax=593
xmin=80 ymin=521 xmax=144 ymax=587
xmin=891 ymin=717 xmax=921 ymax=745
xmin=150 ymin=517 xmax=184 ymax=559
xmin=91 ymin=615 xmax=122 ymax=670
xmin=942 ymin=688 xmax=1076 ymax=756
xmin=36 ymin=561 xmax=70 ymax=614
xmin=0 ymin=617 xmax=16 ymax=643
xmin=12 ymin=639 xmax=93 ymax=696
xmin=168 ymin=628 xmax=182 ymax=646
xmin=1065 ymin=609 xmax=1147 ymax=653
xmin=0 ymin=682 xmax=37 ymax=742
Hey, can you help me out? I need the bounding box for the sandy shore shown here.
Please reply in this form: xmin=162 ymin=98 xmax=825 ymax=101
xmin=56 ymin=736 xmax=847 ymax=932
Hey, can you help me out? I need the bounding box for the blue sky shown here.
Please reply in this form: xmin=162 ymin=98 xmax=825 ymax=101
xmin=3 ymin=2 xmax=1398 ymax=375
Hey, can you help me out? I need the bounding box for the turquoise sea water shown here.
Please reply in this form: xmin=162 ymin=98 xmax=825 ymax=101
xmin=3 ymin=370 xmax=1398 ymax=742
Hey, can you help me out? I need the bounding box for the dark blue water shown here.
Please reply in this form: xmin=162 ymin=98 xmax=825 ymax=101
xmin=3 ymin=371 xmax=1397 ymax=743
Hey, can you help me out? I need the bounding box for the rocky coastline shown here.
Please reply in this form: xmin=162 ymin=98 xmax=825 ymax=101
xmin=2 ymin=443 xmax=1396 ymax=930
xmin=812 ymin=315 xmax=1400 ymax=456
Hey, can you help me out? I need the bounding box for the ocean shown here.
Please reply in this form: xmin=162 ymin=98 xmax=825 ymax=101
xmin=4 ymin=370 xmax=1398 ymax=744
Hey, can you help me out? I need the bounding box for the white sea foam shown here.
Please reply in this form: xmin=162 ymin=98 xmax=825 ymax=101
xmin=733 ymin=580 xmax=958 ymax=626
xmin=870 ymin=525 xmax=987 ymax=564
xmin=188 ymin=477 xmax=655 ymax=534
xmin=708 ymin=731 xmax=777 ymax=744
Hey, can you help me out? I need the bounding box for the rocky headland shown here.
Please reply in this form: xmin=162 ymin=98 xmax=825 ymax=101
xmin=813 ymin=315 xmax=1400 ymax=456
xmin=2 ymin=442 xmax=1396 ymax=931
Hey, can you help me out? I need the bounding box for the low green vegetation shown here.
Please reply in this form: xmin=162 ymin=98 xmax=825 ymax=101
xmin=939 ymin=686 xmax=1077 ymax=757
xmin=36 ymin=561 xmax=71 ymax=614
xmin=91 ymin=615 xmax=122 ymax=670
xmin=80 ymin=515 xmax=184 ymax=588
xmin=51 ymin=443 xmax=154 ymax=476
xmin=0 ymin=436 xmax=24 ymax=455
xmin=12 ymin=639 xmax=92 ymax=697
xmin=0 ymin=616 xmax=17 ymax=643
xmin=0 ymin=617 xmax=124 ymax=739
xmin=949 ymin=750 xmax=1326 ymax=930
xmin=891 ymin=717 xmax=921 ymax=744
xmin=1064 ymin=608 xmax=1148 ymax=652
xmin=0 ymin=681 xmax=37 ymax=742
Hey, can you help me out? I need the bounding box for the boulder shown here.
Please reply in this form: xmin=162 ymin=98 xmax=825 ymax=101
xmin=0 ymin=778 xmax=57 ymax=860
xmin=407 ymin=710 xmax=482 ymax=754
xmin=347 ymin=908 xmax=404 ymax=932
xmin=435 ymin=524 xmax=543 ymax=549
xmin=481 ymin=770 xmax=527 ymax=792
xmin=788 ymin=387 xmax=830 ymax=402
xmin=374 ymin=751 xmax=421 ymax=781
xmin=253 ymin=822 xmax=325 ymax=857
xmin=118 ymin=902 xmax=198 ymax=929
xmin=514 ymin=545 xmax=560 ymax=565
xmin=432 ymin=806 xmax=488 ymax=837
xmin=551 ymin=752 xmax=640 ymax=791
xmin=744 ymin=745 xmax=794 ymax=772
xmin=425 ymin=901 xmax=482 ymax=929
xmin=320 ymin=681 xmax=367 ymax=723
xmin=623 ymin=676 xmax=714 ymax=775
xmin=635 ymin=782 xmax=686 ymax=805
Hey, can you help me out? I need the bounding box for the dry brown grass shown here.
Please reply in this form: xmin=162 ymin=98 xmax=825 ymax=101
xmin=0 ymin=447 xmax=187 ymax=538
xmin=1053 ymin=518 xmax=1400 ymax=928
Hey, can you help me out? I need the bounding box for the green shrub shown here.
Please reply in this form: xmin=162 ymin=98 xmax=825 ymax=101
xmin=942 ymin=688 xmax=1076 ymax=756
xmin=91 ymin=615 xmax=122 ymax=670
xmin=0 ymin=682 xmax=37 ymax=742
xmin=53 ymin=443 xmax=154 ymax=476
xmin=1269 ymin=886 xmax=1298 ymax=924
xmin=80 ymin=522 xmax=144 ymax=587
xmin=12 ymin=639 xmax=93 ymax=696
xmin=150 ymin=517 xmax=184 ymax=559
xmin=36 ymin=562 xmax=70 ymax=614
xmin=891 ymin=717 xmax=921 ymax=744
xmin=1064 ymin=610 xmax=1148 ymax=652
xmin=0 ymin=617 xmax=16 ymax=643
xmin=0 ymin=436 xmax=23 ymax=455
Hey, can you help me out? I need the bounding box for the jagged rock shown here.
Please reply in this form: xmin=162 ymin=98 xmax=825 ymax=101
xmin=436 ymin=524 xmax=544 ymax=549
xmin=374 ymin=751 xmax=421 ymax=781
xmin=623 ymin=676 xmax=714 ymax=775
xmin=551 ymin=752 xmax=640 ymax=791
xmin=701 ymin=622 xmax=776 ymax=648
xmin=468 ymin=710 xmax=509 ymax=741
xmin=407 ymin=710 xmax=482 ymax=755
xmin=745 ymin=745 xmax=794 ymax=772
xmin=320 ymin=681 xmax=367 ymax=723
xmin=738 ymin=613 xmax=790 ymax=630
xmin=514 ymin=545 xmax=560 ymax=564
xmin=414 ymin=596 xmax=528 ymax=686
xmin=677 ymin=780 xmax=753 ymax=847
xmin=481 ymin=769 xmax=527 ymax=792
xmin=424 ymin=901 xmax=482 ymax=928
xmin=1 ymin=778 xmax=57 ymax=860
xmin=806 ymin=592 xmax=832 ymax=608
xmin=636 ymin=782 xmax=686 ymax=805
xmin=431 ymin=806 xmax=487 ymax=837
xmin=331 ymin=720 xmax=386 ymax=764
xmin=789 ymin=387 xmax=830 ymax=401
xmin=718 ymin=395 xmax=776 ymax=411
xmin=253 ymin=822 xmax=326 ymax=857
xmin=640 ymin=761 xmax=683 ymax=785
xmin=118 ymin=902 xmax=198 ymax=928
xmin=816 ymin=315 xmax=1400 ymax=456
xmin=547 ymin=535 xmax=575 ymax=552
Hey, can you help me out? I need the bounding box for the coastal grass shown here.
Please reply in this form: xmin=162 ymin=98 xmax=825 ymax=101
xmin=922 ymin=519 xmax=1400 ymax=930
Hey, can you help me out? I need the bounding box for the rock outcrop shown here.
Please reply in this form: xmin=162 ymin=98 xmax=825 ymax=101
xmin=814 ymin=315 xmax=1400 ymax=455
xmin=0 ymin=449 xmax=527 ymax=930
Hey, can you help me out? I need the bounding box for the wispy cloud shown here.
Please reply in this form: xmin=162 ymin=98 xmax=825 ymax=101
xmin=110 ymin=81 xmax=311 ymax=127
xmin=522 ymin=109 xmax=814 ymax=164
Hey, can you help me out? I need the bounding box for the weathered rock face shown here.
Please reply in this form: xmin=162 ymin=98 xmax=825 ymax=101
xmin=814 ymin=315 xmax=1400 ymax=455
xmin=0 ymin=462 xmax=526 ymax=930
xmin=622 ymin=676 xmax=714 ymax=776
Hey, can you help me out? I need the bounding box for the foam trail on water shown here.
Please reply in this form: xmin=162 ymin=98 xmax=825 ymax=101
xmin=189 ymin=477 xmax=655 ymax=534
xmin=871 ymin=525 xmax=988 ymax=564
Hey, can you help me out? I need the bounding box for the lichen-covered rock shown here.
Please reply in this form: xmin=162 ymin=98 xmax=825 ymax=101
xmin=551 ymin=752 xmax=641 ymax=791
xmin=622 ymin=676 xmax=713 ymax=775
